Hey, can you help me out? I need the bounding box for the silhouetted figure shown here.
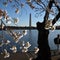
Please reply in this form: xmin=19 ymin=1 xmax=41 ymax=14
xmin=34 ymin=22 xmax=51 ymax=60
xmin=54 ymin=34 xmax=60 ymax=51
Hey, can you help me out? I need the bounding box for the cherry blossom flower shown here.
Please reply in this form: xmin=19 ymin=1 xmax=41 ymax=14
xmin=15 ymin=8 xmax=20 ymax=14
xmin=10 ymin=46 xmax=17 ymax=53
xmin=0 ymin=9 xmax=3 ymax=19
xmin=34 ymin=47 xmax=39 ymax=54
xmin=35 ymin=0 xmax=41 ymax=3
xmin=20 ymin=41 xmax=31 ymax=52
xmin=3 ymin=2 xmax=8 ymax=7
xmin=13 ymin=18 xmax=19 ymax=24
xmin=24 ymin=42 xmax=31 ymax=49
xmin=4 ymin=40 xmax=10 ymax=45
xmin=3 ymin=10 xmax=7 ymax=18
xmin=22 ymin=47 xmax=28 ymax=52
xmin=29 ymin=4 xmax=35 ymax=9
xmin=27 ymin=0 xmax=31 ymax=2
xmin=2 ymin=49 xmax=10 ymax=58
xmin=22 ymin=30 xmax=27 ymax=35
xmin=51 ymin=26 xmax=56 ymax=32
xmin=21 ymin=3 xmax=24 ymax=8
xmin=6 ymin=20 xmax=11 ymax=24
xmin=45 ymin=20 xmax=52 ymax=29
xmin=0 ymin=41 xmax=4 ymax=47
xmin=9 ymin=0 xmax=12 ymax=3
xmin=13 ymin=32 xmax=23 ymax=43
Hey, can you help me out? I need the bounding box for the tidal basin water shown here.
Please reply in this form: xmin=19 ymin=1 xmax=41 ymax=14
xmin=0 ymin=30 xmax=60 ymax=53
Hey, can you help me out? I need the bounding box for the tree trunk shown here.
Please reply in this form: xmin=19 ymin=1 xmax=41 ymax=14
xmin=33 ymin=0 xmax=60 ymax=60
xmin=35 ymin=22 xmax=51 ymax=60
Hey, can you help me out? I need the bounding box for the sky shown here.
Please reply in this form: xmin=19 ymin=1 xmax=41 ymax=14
xmin=0 ymin=0 xmax=60 ymax=27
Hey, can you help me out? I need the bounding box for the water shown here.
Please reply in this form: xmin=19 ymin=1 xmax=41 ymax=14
xmin=0 ymin=30 xmax=60 ymax=53
xmin=0 ymin=30 xmax=38 ymax=52
xmin=49 ymin=30 xmax=60 ymax=50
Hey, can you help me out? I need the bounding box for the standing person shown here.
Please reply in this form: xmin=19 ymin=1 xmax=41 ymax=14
xmin=54 ymin=34 xmax=60 ymax=52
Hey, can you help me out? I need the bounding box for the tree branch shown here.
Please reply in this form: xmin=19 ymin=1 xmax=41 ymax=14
xmin=52 ymin=12 xmax=60 ymax=25
xmin=52 ymin=1 xmax=60 ymax=25
xmin=54 ymin=1 xmax=60 ymax=11
xmin=44 ymin=0 xmax=54 ymax=23
xmin=35 ymin=1 xmax=45 ymax=10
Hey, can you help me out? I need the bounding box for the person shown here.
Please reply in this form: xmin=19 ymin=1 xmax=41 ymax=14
xmin=54 ymin=34 xmax=60 ymax=51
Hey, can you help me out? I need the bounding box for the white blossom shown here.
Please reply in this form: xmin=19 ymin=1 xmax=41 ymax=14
xmin=0 ymin=16 xmax=2 ymax=19
xmin=22 ymin=30 xmax=27 ymax=35
xmin=27 ymin=0 xmax=31 ymax=2
xmin=45 ymin=20 xmax=52 ymax=29
xmin=0 ymin=41 xmax=4 ymax=47
xmin=20 ymin=41 xmax=31 ymax=52
xmin=10 ymin=46 xmax=17 ymax=53
xmin=6 ymin=20 xmax=11 ymax=24
xmin=2 ymin=24 xmax=5 ymax=29
xmin=24 ymin=42 xmax=31 ymax=48
xmin=22 ymin=47 xmax=28 ymax=52
xmin=4 ymin=40 xmax=10 ymax=45
xmin=3 ymin=49 xmax=10 ymax=58
xmin=13 ymin=18 xmax=19 ymax=24
xmin=15 ymin=8 xmax=20 ymax=14
xmin=51 ymin=26 xmax=56 ymax=32
xmin=34 ymin=47 xmax=39 ymax=54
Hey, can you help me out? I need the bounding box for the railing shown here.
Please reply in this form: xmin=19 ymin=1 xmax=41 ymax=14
xmin=0 ymin=26 xmax=60 ymax=30
xmin=0 ymin=26 xmax=36 ymax=30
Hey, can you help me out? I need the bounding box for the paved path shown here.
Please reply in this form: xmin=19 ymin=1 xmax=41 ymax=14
xmin=0 ymin=52 xmax=60 ymax=60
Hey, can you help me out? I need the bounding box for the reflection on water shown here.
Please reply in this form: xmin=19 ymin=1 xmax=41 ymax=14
xmin=0 ymin=30 xmax=60 ymax=53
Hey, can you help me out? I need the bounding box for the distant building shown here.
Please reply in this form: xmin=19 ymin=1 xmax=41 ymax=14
xmin=29 ymin=13 xmax=31 ymax=27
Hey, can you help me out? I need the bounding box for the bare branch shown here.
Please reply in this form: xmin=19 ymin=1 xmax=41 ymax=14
xmin=54 ymin=0 xmax=60 ymax=11
xmin=51 ymin=0 xmax=60 ymax=25
xmin=52 ymin=12 xmax=60 ymax=25
xmin=44 ymin=0 xmax=54 ymax=23
xmin=34 ymin=1 xmax=45 ymax=10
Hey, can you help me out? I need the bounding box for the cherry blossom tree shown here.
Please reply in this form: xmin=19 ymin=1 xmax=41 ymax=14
xmin=0 ymin=0 xmax=60 ymax=60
